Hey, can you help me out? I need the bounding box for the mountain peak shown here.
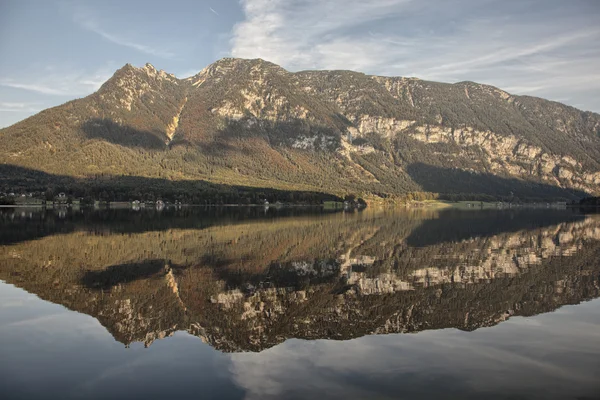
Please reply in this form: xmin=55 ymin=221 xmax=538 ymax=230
xmin=202 ymin=57 xmax=287 ymax=73
xmin=141 ymin=63 xmax=158 ymax=75
xmin=186 ymin=57 xmax=287 ymax=87
xmin=114 ymin=62 xmax=177 ymax=81
xmin=211 ymin=57 xmax=279 ymax=66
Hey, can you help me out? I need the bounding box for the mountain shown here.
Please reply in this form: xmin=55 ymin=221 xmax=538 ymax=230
xmin=1 ymin=58 xmax=600 ymax=201
xmin=1 ymin=209 xmax=599 ymax=352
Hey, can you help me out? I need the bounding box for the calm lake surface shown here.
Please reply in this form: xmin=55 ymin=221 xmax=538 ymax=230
xmin=1 ymin=207 xmax=599 ymax=400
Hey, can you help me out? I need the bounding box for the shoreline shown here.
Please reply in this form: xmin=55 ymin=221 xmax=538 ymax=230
xmin=0 ymin=203 xmax=352 ymax=209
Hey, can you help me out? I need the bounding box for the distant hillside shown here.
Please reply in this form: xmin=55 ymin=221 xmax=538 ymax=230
xmin=1 ymin=58 xmax=599 ymax=201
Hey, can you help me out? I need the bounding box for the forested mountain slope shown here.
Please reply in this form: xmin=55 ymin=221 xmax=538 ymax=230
xmin=1 ymin=58 xmax=599 ymax=200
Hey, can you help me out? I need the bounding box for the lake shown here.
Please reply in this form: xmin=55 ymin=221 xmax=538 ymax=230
xmin=1 ymin=206 xmax=599 ymax=399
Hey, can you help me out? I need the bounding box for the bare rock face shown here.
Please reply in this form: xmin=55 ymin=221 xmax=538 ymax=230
xmin=408 ymin=126 xmax=599 ymax=194
xmin=1 ymin=57 xmax=599 ymax=198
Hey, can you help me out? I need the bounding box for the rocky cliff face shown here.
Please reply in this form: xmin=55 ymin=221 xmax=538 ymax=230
xmin=1 ymin=58 xmax=599 ymax=199
xmin=1 ymin=210 xmax=599 ymax=352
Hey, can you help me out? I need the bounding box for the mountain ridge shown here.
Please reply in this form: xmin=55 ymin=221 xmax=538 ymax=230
xmin=1 ymin=57 xmax=599 ymax=201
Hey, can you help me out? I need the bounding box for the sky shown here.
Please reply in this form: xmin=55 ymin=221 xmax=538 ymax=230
xmin=0 ymin=0 xmax=599 ymax=128
xmin=3 ymin=279 xmax=600 ymax=399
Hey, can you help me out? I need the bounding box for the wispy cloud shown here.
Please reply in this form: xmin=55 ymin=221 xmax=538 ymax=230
xmin=209 ymin=7 xmax=220 ymax=16
xmin=0 ymin=101 xmax=41 ymax=113
xmin=0 ymin=66 xmax=114 ymax=96
xmin=228 ymin=304 xmax=600 ymax=399
xmin=231 ymin=0 xmax=412 ymax=70
xmin=73 ymin=9 xmax=175 ymax=58
xmin=419 ymin=29 xmax=600 ymax=76
xmin=230 ymin=0 xmax=600 ymax=112
xmin=0 ymin=82 xmax=66 ymax=95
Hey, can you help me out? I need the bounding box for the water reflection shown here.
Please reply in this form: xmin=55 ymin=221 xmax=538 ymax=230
xmin=1 ymin=208 xmax=599 ymax=353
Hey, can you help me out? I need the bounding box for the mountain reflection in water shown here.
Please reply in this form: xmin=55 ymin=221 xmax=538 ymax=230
xmin=1 ymin=207 xmax=599 ymax=354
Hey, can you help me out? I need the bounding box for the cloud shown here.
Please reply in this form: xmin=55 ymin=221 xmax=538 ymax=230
xmin=209 ymin=7 xmax=220 ymax=16
xmin=0 ymin=66 xmax=114 ymax=96
xmin=228 ymin=304 xmax=600 ymax=400
xmin=419 ymin=29 xmax=600 ymax=76
xmin=0 ymin=62 xmax=114 ymax=127
xmin=2 ymin=313 xmax=67 ymax=328
xmin=231 ymin=0 xmax=411 ymax=70
xmin=73 ymin=9 xmax=175 ymax=58
xmin=230 ymin=0 xmax=600 ymax=112
xmin=0 ymin=102 xmax=41 ymax=113
xmin=0 ymin=82 xmax=70 ymax=96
